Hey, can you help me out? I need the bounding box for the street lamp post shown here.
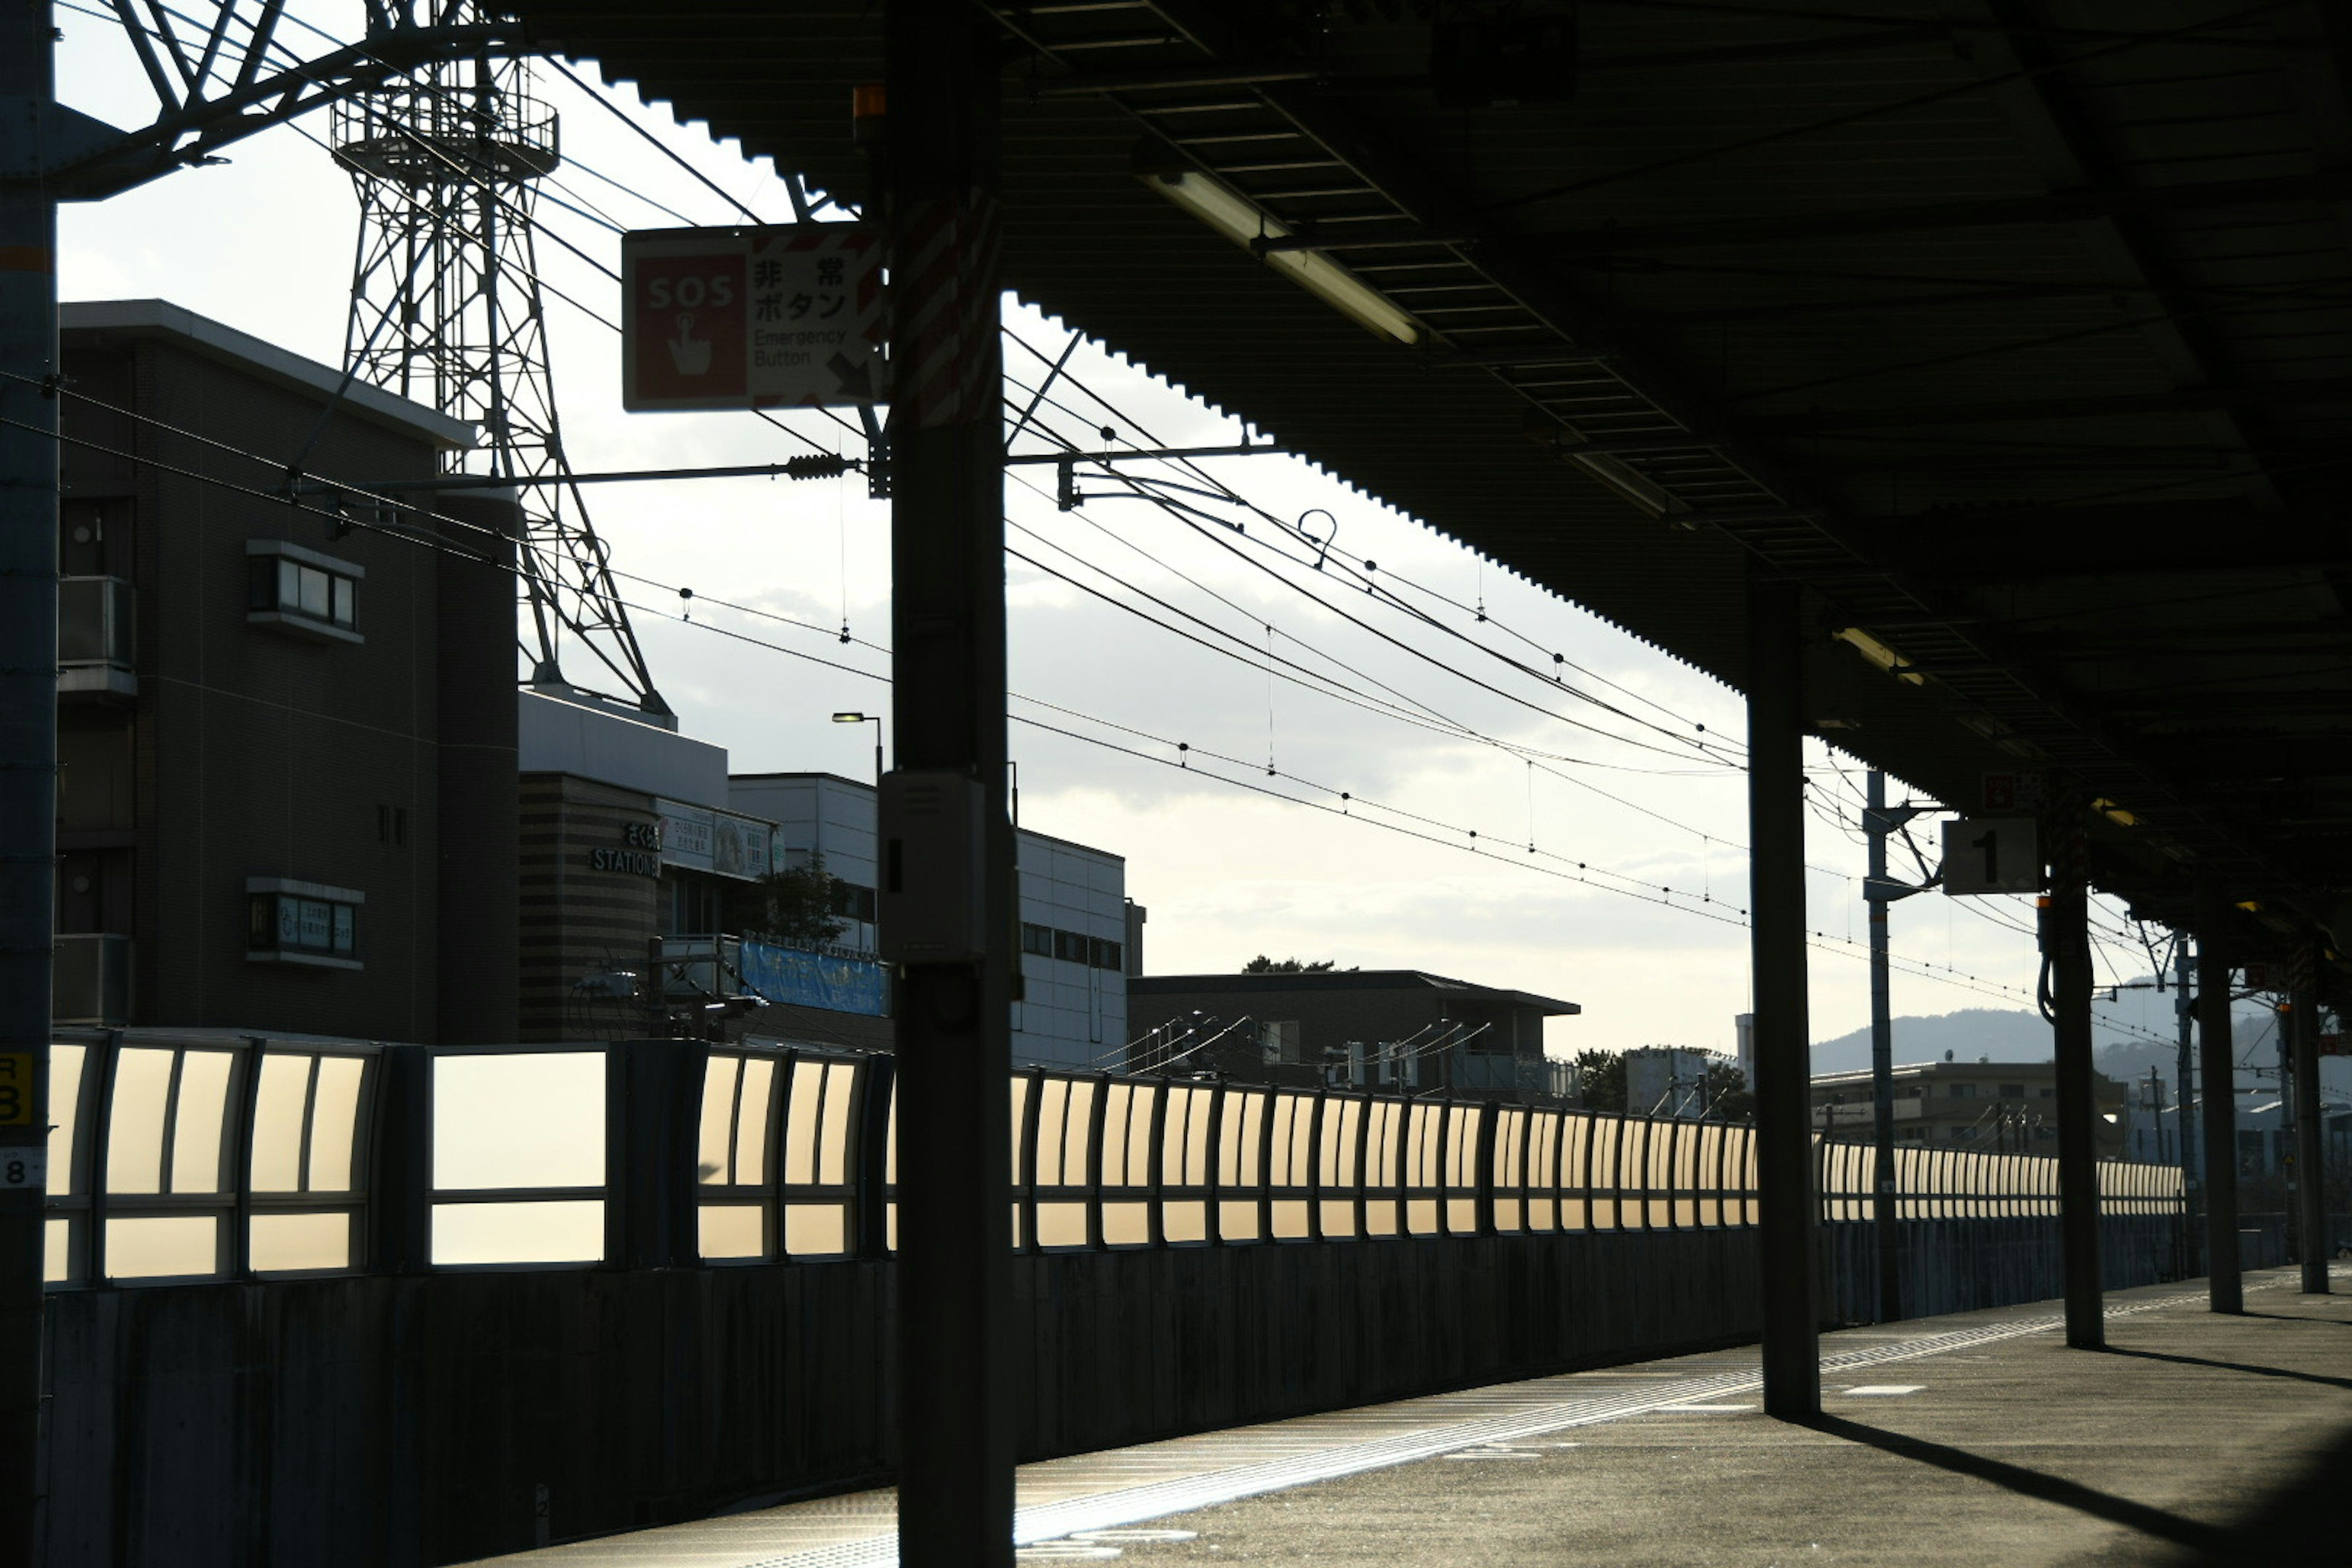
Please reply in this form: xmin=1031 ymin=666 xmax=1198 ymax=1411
xmin=833 ymin=711 xmax=884 ymax=789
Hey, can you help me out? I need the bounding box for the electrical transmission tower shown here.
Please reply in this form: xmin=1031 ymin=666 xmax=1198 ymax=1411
xmin=331 ymin=22 xmax=670 ymax=722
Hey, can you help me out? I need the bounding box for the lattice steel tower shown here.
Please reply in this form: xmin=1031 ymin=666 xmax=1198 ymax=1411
xmin=331 ymin=27 xmax=669 ymax=721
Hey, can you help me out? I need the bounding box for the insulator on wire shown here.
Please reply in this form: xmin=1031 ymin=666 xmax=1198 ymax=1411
xmin=783 ymin=454 xmax=855 ymax=480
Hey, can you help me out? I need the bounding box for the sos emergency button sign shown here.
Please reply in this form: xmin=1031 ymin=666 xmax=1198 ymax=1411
xmin=621 ymin=224 xmax=886 ymax=412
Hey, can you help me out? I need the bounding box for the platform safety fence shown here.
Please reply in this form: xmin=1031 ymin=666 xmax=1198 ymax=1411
xmin=43 ymin=1030 xmax=2183 ymax=1287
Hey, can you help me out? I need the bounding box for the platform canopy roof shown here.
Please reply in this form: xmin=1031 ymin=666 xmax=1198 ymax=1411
xmin=508 ymin=0 xmax=2352 ymax=984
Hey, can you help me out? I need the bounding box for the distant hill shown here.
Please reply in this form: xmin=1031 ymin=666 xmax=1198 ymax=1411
xmin=1810 ymin=981 xmax=2339 ymax=1102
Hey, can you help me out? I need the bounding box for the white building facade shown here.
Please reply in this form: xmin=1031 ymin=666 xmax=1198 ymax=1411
xmin=729 ymin=774 xmax=1136 ymax=1069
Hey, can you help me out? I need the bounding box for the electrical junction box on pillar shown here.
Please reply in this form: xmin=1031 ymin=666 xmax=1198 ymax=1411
xmin=1940 ymin=816 xmax=2042 ymax=895
xmin=878 ymin=771 xmax=988 ymax=965
xmin=621 ymin=224 xmax=886 ymax=410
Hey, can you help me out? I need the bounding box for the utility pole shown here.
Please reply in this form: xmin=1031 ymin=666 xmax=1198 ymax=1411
xmin=1861 ymin=771 xmax=1932 ymax=1323
xmin=0 ymin=0 xmax=59 ymax=1553
xmin=881 ymin=4 xmax=1014 ymax=1563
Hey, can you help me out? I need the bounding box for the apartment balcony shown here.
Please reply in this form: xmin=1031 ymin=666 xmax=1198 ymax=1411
xmin=54 ymin=933 xmax=131 ymax=1026
xmin=58 ymin=576 xmax=136 ymax=702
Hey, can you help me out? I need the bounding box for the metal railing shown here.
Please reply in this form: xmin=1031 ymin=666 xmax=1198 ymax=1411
xmin=45 ymin=1032 xmax=2184 ymax=1286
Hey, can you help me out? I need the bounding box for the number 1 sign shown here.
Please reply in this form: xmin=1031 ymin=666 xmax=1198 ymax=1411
xmin=1940 ymin=816 xmax=2043 ymax=895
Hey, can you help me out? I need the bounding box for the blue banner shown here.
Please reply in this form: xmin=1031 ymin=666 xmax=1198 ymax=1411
xmin=739 ymin=941 xmax=891 ymax=1018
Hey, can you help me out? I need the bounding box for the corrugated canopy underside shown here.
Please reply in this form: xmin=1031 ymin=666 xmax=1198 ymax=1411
xmin=509 ymin=0 xmax=2352 ymax=963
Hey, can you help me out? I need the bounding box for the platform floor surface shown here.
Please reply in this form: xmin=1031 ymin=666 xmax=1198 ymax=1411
xmin=473 ymin=1265 xmax=2352 ymax=1568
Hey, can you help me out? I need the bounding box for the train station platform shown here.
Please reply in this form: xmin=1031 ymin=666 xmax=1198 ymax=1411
xmin=473 ymin=1265 xmax=2352 ymax=1568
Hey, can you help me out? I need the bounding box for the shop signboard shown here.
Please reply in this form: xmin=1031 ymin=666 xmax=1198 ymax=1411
xmin=655 ymin=799 xmax=774 ymax=883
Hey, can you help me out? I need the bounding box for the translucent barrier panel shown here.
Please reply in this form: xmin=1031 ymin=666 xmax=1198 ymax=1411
xmin=107 ymin=1214 xmax=220 ymax=1278
xmin=249 ymin=1055 xmax=311 ymax=1193
xmin=1218 ymin=1090 xmax=1264 ymax=1188
xmin=698 ymin=1055 xmax=739 ymax=1183
xmin=1320 ymin=1098 xmax=1361 ymax=1189
xmin=49 ymin=1042 xmax=85 ymax=1196
xmin=1101 ymin=1082 xmax=1153 ymax=1189
xmin=1162 ymin=1086 xmax=1212 ymax=1188
xmin=1102 ymin=1202 xmax=1150 ymax=1246
xmin=1640 ymin=1119 xmax=1670 ymax=1227
xmin=1010 ymin=1076 xmax=1031 ymax=1183
xmin=1163 ymin=1201 xmax=1207 ymax=1244
xmin=433 ymin=1200 xmax=604 ymax=1264
xmin=1696 ymin=1124 xmax=1723 ymax=1226
xmin=1559 ymin=1114 xmax=1589 ymax=1230
xmin=250 ymin=1212 xmax=351 ymax=1273
xmin=1218 ymin=1199 xmax=1260 ymax=1242
xmin=1446 ymin=1104 xmax=1479 ymax=1190
xmin=1618 ymin=1118 xmax=1649 ymax=1227
xmin=735 ymin=1058 xmax=775 ymax=1186
xmin=1524 ymin=1114 xmax=1557 ymax=1231
xmin=1362 ymin=1101 xmax=1401 ymax=1237
xmin=1671 ymin=1127 xmax=1698 ymax=1229
xmin=1492 ymin=1109 xmax=1526 ymax=1234
xmin=698 ymin=1202 xmax=766 ymax=1259
xmin=1406 ymin=1104 xmax=1441 ymax=1188
xmin=1272 ymin=1200 xmax=1310 ymax=1240
xmin=309 ymin=1057 xmax=367 ymax=1192
xmin=1270 ymin=1094 xmax=1314 ymax=1189
xmin=44 ymin=1218 xmax=74 ymax=1285
xmin=816 ymin=1063 xmax=856 ymax=1183
xmin=1320 ymin=1198 xmax=1357 ymax=1237
xmin=105 ymin=1048 xmax=173 ymax=1194
xmin=1036 ymin=1202 xmax=1088 ymax=1248
xmin=884 ymin=1079 xmax=897 ymax=1183
xmin=1588 ymin=1118 xmax=1619 ymax=1229
xmin=1035 ymin=1078 xmax=1095 ymax=1187
xmin=433 ymin=1053 xmax=604 ymax=1190
xmin=783 ymin=1203 xmax=847 ymax=1257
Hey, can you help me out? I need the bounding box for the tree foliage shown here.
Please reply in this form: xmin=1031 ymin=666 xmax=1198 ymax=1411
xmin=753 ymin=854 xmax=849 ymax=946
xmin=1572 ymin=1049 xmax=1626 ymax=1112
xmin=1242 ymin=955 xmax=1347 ymax=973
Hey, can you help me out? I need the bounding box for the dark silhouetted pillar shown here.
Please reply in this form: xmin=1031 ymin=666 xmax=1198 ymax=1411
xmin=884 ymin=4 xmax=1015 ymax=1564
xmin=1747 ymin=566 xmax=1818 ymax=1419
xmin=2046 ymin=801 xmax=2103 ymax=1348
xmin=2195 ymin=875 xmax=2241 ymax=1313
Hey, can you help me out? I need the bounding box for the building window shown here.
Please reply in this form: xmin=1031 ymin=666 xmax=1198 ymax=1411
xmin=830 ymin=882 xmax=878 ymax=923
xmin=246 ymin=878 xmax=364 ymax=970
xmin=1088 ymin=937 xmax=1122 ymax=971
xmin=1054 ymin=930 xmax=1088 ymax=964
xmin=1949 ymin=1082 xmax=1976 ymax=1098
xmin=1259 ymin=1020 xmax=1302 ymax=1065
xmin=1021 ymin=922 xmax=1053 ymax=957
xmin=1999 ymin=1083 xmax=2025 ymax=1099
xmin=246 ymin=540 xmax=364 ymax=644
xmin=2038 ymin=1087 xmax=2056 ymax=1099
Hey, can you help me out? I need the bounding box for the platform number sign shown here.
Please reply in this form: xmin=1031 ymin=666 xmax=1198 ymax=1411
xmin=0 ymin=1052 xmax=39 ymax=1191
xmin=1940 ymin=816 xmax=2043 ymax=895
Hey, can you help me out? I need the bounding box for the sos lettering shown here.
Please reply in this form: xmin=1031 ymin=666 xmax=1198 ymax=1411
xmin=647 ymin=274 xmax=736 ymax=311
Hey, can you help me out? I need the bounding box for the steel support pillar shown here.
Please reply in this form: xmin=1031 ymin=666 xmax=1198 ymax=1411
xmin=1746 ymin=567 xmax=1819 ymax=1419
xmin=884 ymin=5 xmax=1015 ymax=1564
xmin=0 ymin=2 xmax=59 ymax=1560
xmin=1864 ymin=771 xmax=1901 ymax=1322
xmin=2174 ymin=933 xmax=2199 ymax=1276
xmin=2195 ymin=876 xmax=2242 ymax=1313
xmin=2046 ymin=802 xmax=2103 ymax=1348
xmin=2291 ymin=952 xmax=2328 ymax=1294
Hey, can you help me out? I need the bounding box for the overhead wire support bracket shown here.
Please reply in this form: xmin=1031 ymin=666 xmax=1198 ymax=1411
xmin=299 ymin=456 xmax=858 ymax=494
xmin=1005 ymin=441 xmax=1286 ymax=466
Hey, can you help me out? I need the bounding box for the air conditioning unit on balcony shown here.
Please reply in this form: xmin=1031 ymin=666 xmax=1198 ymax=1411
xmin=53 ymin=933 xmax=131 ymax=1025
xmin=57 ymin=576 xmax=137 ymax=701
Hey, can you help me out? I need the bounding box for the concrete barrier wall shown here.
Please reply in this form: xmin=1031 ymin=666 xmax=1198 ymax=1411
xmin=41 ymin=1209 xmax=2209 ymax=1568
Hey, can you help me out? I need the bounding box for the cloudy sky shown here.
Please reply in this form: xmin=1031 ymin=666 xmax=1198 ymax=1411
xmin=53 ymin=8 xmax=2174 ymax=1060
